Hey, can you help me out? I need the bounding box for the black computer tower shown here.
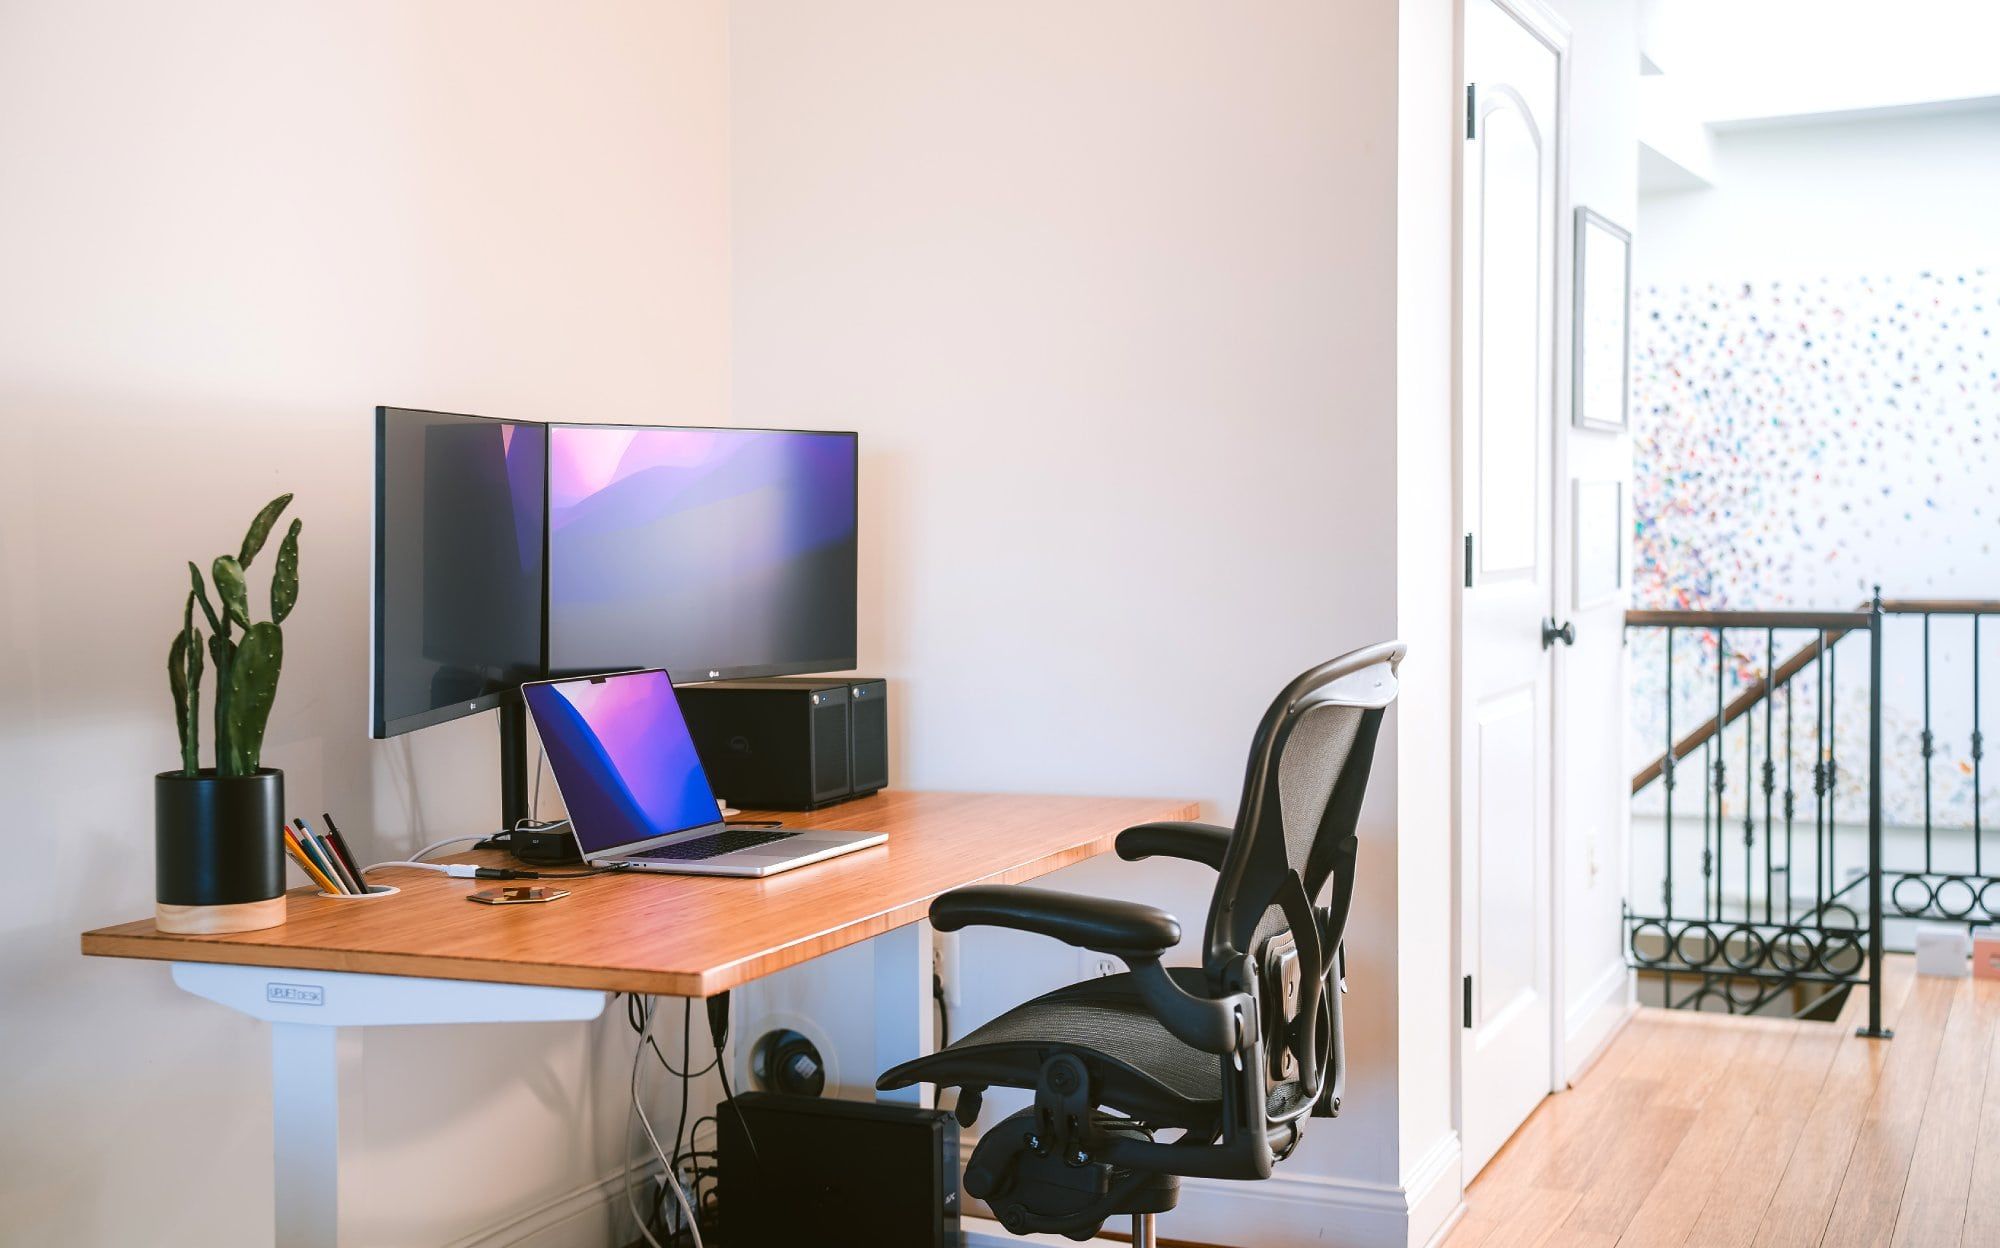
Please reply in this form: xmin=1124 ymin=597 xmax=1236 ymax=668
xmin=718 ymin=1093 xmax=960 ymax=1247
xmin=680 ymin=678 xmax=888 ymax=810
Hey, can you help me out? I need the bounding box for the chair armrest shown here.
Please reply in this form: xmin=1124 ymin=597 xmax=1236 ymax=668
xmin=1115 ymin=821 xmax=1233 ymax=871
xmin=929 ymin=884 xmax=1258 ymax=1056
xmin=930 ymin=884 xmax=1180 ymax=957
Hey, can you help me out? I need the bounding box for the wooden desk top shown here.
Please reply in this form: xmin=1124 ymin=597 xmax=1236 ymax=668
xmin=81 ymin=791 xmax=1198 ymax=998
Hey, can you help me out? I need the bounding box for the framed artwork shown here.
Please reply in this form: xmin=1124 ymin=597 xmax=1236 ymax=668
xmin=1573 ymin=207 xmax=1632 ymax=432
xmin=1573 ymin=479 xmax=1624 ymax=609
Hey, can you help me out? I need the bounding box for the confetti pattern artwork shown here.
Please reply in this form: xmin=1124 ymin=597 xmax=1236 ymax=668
xmin=1629 ymin=270 xmax=2000 ymax=828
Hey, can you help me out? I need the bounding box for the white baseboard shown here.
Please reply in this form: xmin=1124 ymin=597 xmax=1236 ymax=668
xmin=968 ymin=1130 xmax=1460 ymax=1248
xmin=443 ymin=1160 xmax=659 ymax=1248
xmin=446 ymin=1121 xmax=720 ymax=1248
xmin=963 ymin=1215 xmax=1123 ymax=1246
xmin=469 ymin=1124 xmax=1461 ymax=1248
xmin=1563 ymin=958 xmax=1634 ymax=1084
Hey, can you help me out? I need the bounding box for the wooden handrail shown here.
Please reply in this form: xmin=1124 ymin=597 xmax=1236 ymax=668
xmin=1623 ymin=609 xmax=1871 ymax=630
xmin=1878 ymin=599 xmax=2000 ymax=615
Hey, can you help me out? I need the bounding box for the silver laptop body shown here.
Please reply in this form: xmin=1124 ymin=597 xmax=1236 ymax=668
xmin=521 ymin=671 xmax=885 ymax=878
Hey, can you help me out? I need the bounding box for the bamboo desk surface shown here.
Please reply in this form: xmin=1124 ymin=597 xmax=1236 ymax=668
xmin=81 ymin=790 xmax=1200 ymax=998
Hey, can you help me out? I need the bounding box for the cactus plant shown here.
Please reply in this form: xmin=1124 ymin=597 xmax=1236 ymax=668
xmin=168 ymin=592 xmax=203 ymax=776
xmin=170 ymin=494 xmax=301 ymax=776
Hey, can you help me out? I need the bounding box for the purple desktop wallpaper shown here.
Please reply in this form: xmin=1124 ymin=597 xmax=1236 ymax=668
xmin=523 ymin=671 xmax=719 ymax=855
xmin=545 ymin=426 xmax=857 ymax=679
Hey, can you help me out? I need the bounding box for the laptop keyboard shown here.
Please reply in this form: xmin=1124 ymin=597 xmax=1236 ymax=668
xmin=630 ymin=829 xmax=802 ymax=862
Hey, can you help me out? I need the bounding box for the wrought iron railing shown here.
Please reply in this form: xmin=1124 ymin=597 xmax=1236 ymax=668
xmin=1624 ymin=599 xmax=1890 ymax=1037
xmin=1871 ymin=600 xmax=1994 ymax=930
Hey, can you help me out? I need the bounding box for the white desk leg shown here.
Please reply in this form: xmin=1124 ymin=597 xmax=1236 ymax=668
xmin=874 ymin=920 xmax=936 ymax=1105
xmin=271 ymin=1022 xmax=357 ymax=1248
xmin=170 ymin=963 xmax=606 ymax=1247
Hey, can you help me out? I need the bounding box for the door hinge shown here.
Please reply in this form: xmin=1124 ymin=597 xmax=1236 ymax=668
xmin=1462 ymin=974 xmax=1473 ymax=1028
xmin=1465 ymin=83 xmax=1477 ymax=139
xmin=1464 ymin=532 xmax=1475 ymax=588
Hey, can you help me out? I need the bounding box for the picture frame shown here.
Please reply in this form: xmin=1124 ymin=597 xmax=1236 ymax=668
xmin=1572 ymin=207 xmax=1632 ymax=432
xmin=1572 ymin=478 xmax=1624 ymax=609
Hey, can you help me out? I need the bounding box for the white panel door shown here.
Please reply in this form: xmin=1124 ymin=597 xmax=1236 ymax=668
xmin=1460 ymin=0 xmax=1563 ymax=1180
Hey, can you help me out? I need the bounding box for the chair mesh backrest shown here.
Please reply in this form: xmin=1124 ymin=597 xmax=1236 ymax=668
xmin=1251 ymin=703 xmax=1364 ymax=948
xmin=1203 ymin=643 xmax=1401 ymax=976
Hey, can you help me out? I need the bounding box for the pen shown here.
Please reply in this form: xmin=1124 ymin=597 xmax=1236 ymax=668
xmin=294 ymin=818 xmax=356 ymax=895
xmin=319 ymin=813 xmax=367 ymax=893
xmin=282 ymin=826 xmax=343 ymax=896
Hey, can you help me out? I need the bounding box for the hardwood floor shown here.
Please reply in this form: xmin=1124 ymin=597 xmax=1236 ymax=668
xmin=1444 ymin=958 xmax=2000 ymax=1248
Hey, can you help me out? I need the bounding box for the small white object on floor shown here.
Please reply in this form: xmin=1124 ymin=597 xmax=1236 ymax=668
xmin=1914 ymin=924 xmax=1971 ymax=978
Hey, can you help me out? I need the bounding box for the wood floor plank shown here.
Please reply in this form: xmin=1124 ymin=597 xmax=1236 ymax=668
xmin=1747 ymin=964 xmax=1925 ymax=1248
xmin=1897 ymin=977 xmax=2000 ymax=1247
xmin=1545 ymin=1024 xmax=1728 ymax=1236
xmin=1473 ymin=1024 xmax=1664 ymax=1195
xmin=1451 ymin=959 xmax=1971 ymax=1248
xmin=1445 ymin=1183 xmax=1583 ymax=1248
xmin=1618 ymin=1022 xmax=1801 ymax=1248
xmin=1818 ymin=975 xmax=1959 ymax=1248
xmin=1683 ymin=1022 xmax=1847 ymax=1248
xmin=1959 ymin=986 xmax=2000 ymax=1248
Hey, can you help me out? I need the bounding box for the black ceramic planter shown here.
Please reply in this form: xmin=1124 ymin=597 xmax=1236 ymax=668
xmin=154 ymin=768 xmax=287 ymax=933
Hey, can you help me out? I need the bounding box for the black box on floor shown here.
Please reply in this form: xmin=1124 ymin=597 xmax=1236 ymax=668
xmin=718 ymin=1092 xmax=960 ymax=1247
xmin=679 ymin=678 xmax=888 ymax=810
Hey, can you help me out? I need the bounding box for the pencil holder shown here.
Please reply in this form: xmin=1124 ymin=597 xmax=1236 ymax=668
xmin=154 ymin=768 xmax=287 ymax=934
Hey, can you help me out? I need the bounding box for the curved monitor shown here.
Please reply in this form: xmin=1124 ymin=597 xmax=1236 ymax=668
xmin=545 ymin=424 xmax=858 ymax=682
xmin=371 ymin=407 xmax=546 ymax=738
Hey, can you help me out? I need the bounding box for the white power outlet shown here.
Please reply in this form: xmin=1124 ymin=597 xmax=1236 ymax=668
xmin=934 ymin=929 xmax=962 ymax=1008
xmin=1080 ymin=952 xmax=1121 ymax=980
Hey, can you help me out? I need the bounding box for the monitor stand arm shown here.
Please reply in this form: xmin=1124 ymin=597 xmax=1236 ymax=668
xmin=498 ymin=694 xmax=531 ymax=831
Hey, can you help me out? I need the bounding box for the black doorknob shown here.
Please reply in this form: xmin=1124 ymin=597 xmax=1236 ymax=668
xmin=1542 ymin=618 xmax=1576 ymax=648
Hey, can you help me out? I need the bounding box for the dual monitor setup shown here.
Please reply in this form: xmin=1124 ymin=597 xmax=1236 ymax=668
xmin=370 ymin=406 xmax=886 ymax=874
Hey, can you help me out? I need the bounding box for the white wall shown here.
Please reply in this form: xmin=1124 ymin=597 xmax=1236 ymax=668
xmin=1393 ymin=0 xmax=1460 ymax=1221
xmin=1546 ymin=0 xmax=1642 ymax=1078
xmin=727 ymin=2 xmax=1434 ymax=1242
xmin=0 ymin=3 xmax=730 ymax=1244
xmin=1638 ymin=105 xmax=2000 ymax=283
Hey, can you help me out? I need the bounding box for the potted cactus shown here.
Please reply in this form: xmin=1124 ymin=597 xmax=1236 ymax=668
xmin=155 ymin=494 xmax=301 ymax=934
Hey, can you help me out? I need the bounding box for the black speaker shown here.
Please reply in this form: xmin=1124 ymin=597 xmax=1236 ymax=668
xmin=719 ymin=1092 xmax=960 ymax=1248
xmin=679 ymin=678 xmax=889 ymax=811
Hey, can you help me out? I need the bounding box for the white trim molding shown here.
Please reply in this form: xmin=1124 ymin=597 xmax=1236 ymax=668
xmin=478 ymin=1124 xmax=1468 ymax=1248
xmin=1563 ymin=957 xmax=1636 ymax=1084
xmin=957 ymin=1128 xmax=1465 ymax=1248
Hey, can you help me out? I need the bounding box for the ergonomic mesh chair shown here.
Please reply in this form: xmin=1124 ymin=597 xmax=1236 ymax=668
xmin=877 ymin=641 xmax=1404 ymax=1244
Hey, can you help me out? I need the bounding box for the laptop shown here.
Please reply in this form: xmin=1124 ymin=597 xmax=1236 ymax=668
xmin=521 ymin=668 xmax=886 ymax=877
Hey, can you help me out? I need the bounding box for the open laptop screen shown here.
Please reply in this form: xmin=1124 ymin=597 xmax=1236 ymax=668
xmin=522 ymin=670 xmax=720 ymax=856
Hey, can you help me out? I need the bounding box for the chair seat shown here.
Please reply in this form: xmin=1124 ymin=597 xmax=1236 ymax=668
xmin=877 ymin=968 xmax=1224 ymax=1127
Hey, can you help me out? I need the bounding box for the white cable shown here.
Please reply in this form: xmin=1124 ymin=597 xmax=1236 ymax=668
xmin=350 ymin=835 xmax=490 ymax=885
xmin=358 ymin=860 xmax=480 ymax=878
xmin=630 ymin=996 xmax=704 ymax=1248
xmin=412 ymin=834 xmax=486 ymax=862
xmin=626 ymin=996 xmax=670 ymax=1248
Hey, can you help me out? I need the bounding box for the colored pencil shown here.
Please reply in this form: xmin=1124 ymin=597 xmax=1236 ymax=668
xmin=293 ymin=819 xmax=355 ymax=894
xmin=319 ymin=813 xmax=368 ymax=893
xmin=282 ymin=826 xmax=343 ymax=896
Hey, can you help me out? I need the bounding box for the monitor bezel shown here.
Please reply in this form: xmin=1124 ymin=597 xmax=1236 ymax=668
xmin=370 ymin=405 xmax=548 ymax=740
xmin=541 ymin=422 xmax=860 ymax=686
